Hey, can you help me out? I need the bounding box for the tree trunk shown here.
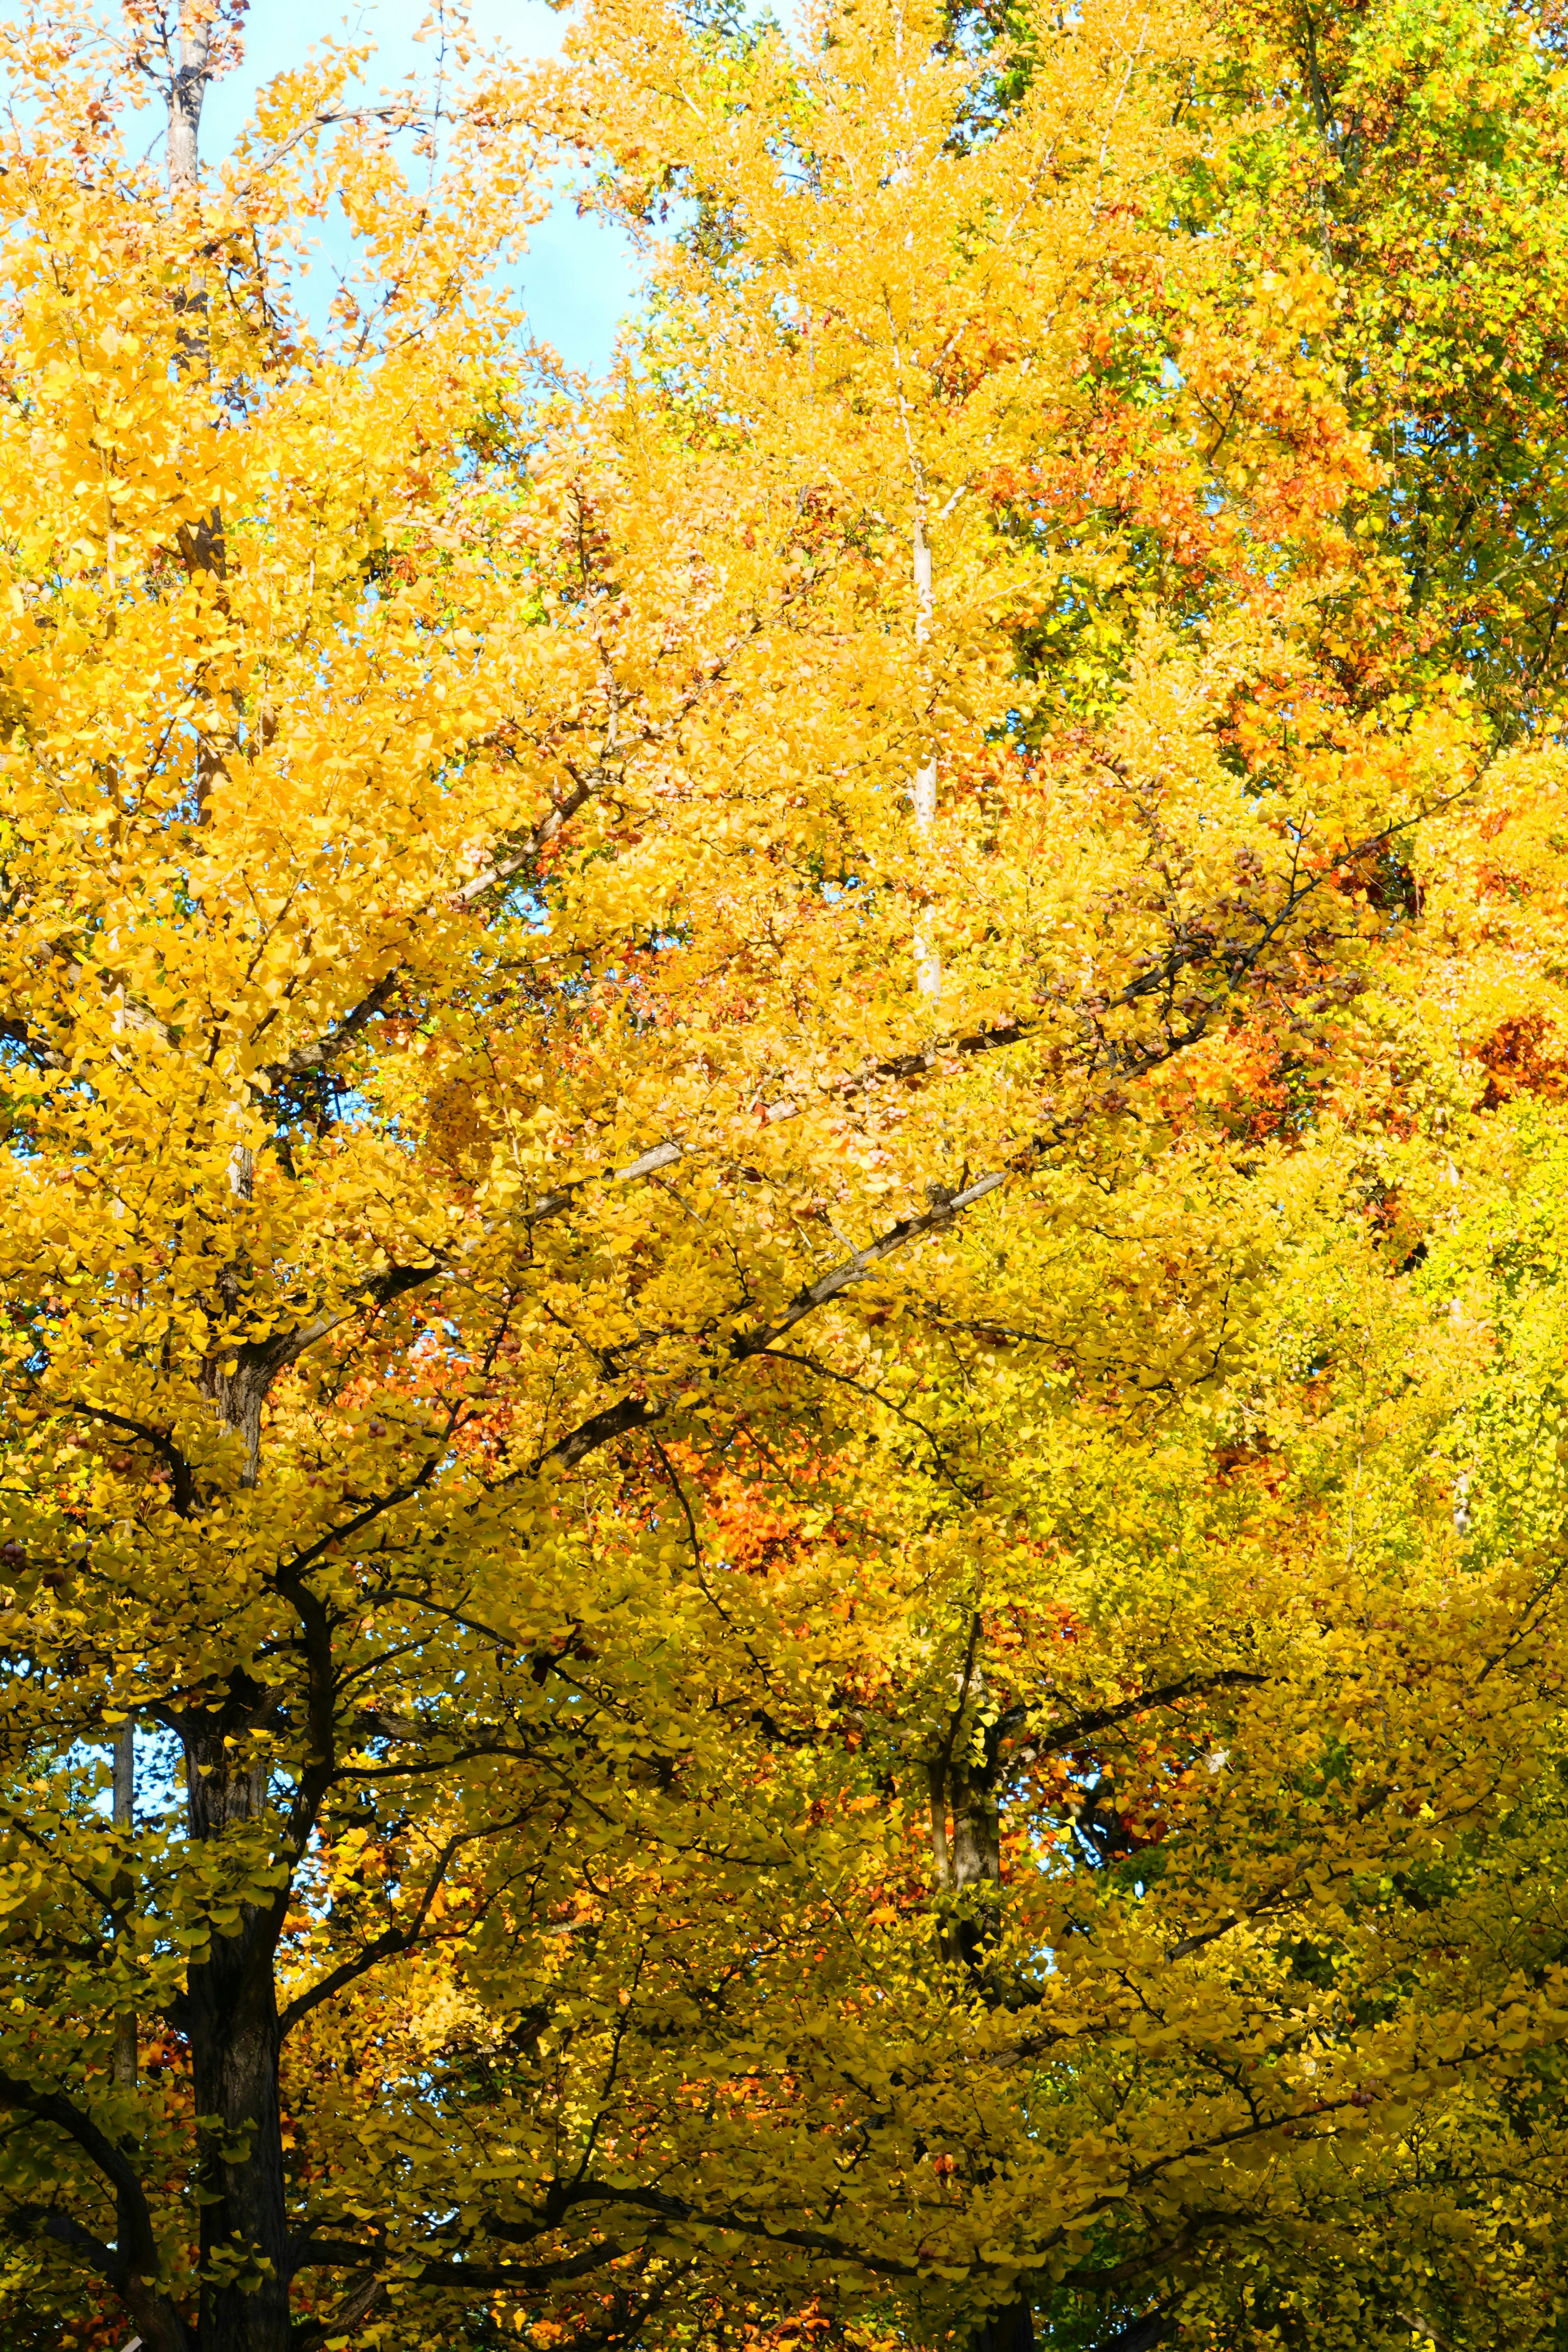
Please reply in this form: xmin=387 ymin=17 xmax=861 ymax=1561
xmin=932 ymin=1725 xmax=1023 ymax=2343
xmin=166 ymin=32 xmax=283 ymax=2328
xmin=113 ymin=1717 xmax=140 ymax=2264
xmin=928 ymin=1755 xmax=1002 ymax=1972
xmin=167 ymin=5 xmax=212 ymax=193
xmin=912 ymin=511 xmax=941 ymax=1001
xmin=970 ymin=2296 xmax=1035 ymax=2352
xmin=182 ymin=1713 xmax=291 ymax=2352
xmin=113 ymin=1717 xmax=136 ymax=2092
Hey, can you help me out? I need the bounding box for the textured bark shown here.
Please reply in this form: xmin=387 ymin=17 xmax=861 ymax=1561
xmin=167 ymin=6 xmax=212 ymax=192
xmin=928 ymin=1738 xmax=1003 ymax=1975
xmin=182 ymin=1707 xmax=290 ymax=2352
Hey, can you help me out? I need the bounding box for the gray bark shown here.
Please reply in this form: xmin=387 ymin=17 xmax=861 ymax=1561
xmin=167 ymin=7 xmax=213 ymax=192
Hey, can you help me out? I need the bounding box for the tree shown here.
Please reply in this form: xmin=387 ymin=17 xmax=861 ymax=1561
xmin=1226 ymin=0 xmax=1568 ymax=742
xmin=2 ymin=2 xmax=1567 ymax=2350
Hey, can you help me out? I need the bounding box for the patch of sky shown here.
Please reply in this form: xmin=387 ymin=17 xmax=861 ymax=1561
xmin=189 ymin=0 xmax=643 ymax=379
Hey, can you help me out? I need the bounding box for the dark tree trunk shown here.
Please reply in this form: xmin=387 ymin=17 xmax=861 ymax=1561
xmin=181 ymin=1707 xmax=291 ymax=2352
xmin=971 ymin=2294 xmax=1034 ymax=2352
xmin=933 ymin=1689 xmax=1029 ymax=2350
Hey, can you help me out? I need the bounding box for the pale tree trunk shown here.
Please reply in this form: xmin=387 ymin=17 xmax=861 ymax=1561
xmin=913 ymin=512 xmax=941 ymax=1001
xmin=926 ymin=1756 xmax=1002 ymax=1970
xmin=167 ymin=4 xmax=213 ymax=193
xmin=102 ymin=1725 xmax=194 ymax=2352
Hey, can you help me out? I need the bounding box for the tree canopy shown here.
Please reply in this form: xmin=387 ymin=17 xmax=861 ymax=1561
xmin=3 ymin=1 xmax=1568 ymax=2349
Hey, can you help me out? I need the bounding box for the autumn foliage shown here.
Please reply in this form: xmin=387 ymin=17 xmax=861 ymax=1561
xmin=4 ymin=0 xmax=1568 ymax=2350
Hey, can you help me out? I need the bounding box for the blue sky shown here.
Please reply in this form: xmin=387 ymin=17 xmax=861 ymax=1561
xmin=196 ymin=0 xmax=642 ymax=375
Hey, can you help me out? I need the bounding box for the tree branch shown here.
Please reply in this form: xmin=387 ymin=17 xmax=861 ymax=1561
xmin=1034 ymin=1668 xmax=1267 ymax=1760
xmin=0 ymin=2075 xmax=160 ymax=2276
